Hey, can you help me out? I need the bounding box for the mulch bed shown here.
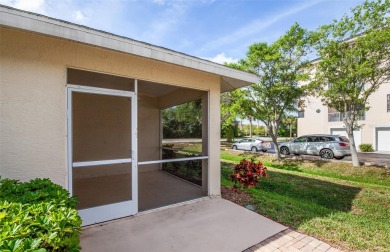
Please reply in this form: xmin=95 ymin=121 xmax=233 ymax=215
xmin=221 ymin=185 xmax=253 ymax=207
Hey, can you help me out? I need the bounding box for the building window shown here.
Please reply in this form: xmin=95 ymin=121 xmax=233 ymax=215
xmin=298 ymin=110 xmax=305 ymax=118
xmin=387 ymin=94 xmax=390 ymax=112
xmin=328 ymin=107 xmax=365 ymax=122
xmin=328 ymin=112 xmax=341 ymax=122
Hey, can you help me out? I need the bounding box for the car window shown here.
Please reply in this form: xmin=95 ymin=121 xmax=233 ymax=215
xmin=294 ymin=137 xmax=307 ymax=143
xmin=307 ymin=136 xmax=316 ymax=142
xmin=339 ymin=136 xmax=349 ymax=142
xmin=314 ymin=136 xmax=326 ymax=142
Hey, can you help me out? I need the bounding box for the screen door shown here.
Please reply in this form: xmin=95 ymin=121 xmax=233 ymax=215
xmin=67 ymin=86 xmax=137 ymax=226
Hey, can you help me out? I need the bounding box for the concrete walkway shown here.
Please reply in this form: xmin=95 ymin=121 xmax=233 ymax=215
xmin=81 ymin=198 xmax=286 ymax=252
xmin=244 ymin=229 xmax=341 ymax=252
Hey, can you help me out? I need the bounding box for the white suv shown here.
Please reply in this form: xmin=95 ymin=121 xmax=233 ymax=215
xmin=278 ymin=134 xmax=351 ymax=159
xmin=232 ymin=138 xmax=270 ymax=153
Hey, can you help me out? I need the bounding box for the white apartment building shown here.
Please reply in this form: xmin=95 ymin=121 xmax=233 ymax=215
xmin=297 ymin=80 xmax=390 ymax=151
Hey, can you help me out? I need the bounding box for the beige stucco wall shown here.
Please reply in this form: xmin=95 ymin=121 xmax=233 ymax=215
xmin=0 ymin=27 xmax=221 ymax=195
xmin=361 ymin=81 xmax=390 ymax=146
xmin=297 ymin=96 xmax=328 ymax=136
xmin=138 ymin=95 xmax=160 ymax=173
xmin=298 ymin=80 xmax=390 ymax=149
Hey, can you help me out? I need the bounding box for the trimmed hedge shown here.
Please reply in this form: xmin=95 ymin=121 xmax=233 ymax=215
xmin=0 ymin=178 xmax=81 ymax=251
xmin=359 ymin=143 xmax=374 ymax=152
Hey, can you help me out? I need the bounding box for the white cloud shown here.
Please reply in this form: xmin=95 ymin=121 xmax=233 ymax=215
xmin=0 ymin=0 xmax=46 ymax=14
xmin=73 ymin=10 xmax=86 ymax=22
xmin=195 ymin=0 xmax=324 ymax=55
xmin=204 ymin=53 xmax=239 ymax=65
xmin=141 ymin=1 xmax=188 ymax=45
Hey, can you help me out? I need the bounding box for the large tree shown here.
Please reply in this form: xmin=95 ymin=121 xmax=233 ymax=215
xmin=239 ymin=23 xmax=312 ymax=159
xmin=220 ymin=91 xmax=240 ymax=141
xmin=162 ymin=100 xmax=202 ymax=138
xmin=221 ymin=62 xmax=256 ymax=140
xmin=311 ymin=0 xmax=390 ymax=166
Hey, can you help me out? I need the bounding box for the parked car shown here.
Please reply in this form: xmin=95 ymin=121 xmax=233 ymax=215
xmin=231 ymin=138 xmax=270 ymax=153
xmin=278 ymin=134 xmax=351 ymax=159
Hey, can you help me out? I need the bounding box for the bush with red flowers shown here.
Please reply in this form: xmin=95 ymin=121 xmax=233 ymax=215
xmin=230 ymin=159 xmax=267 ymax=188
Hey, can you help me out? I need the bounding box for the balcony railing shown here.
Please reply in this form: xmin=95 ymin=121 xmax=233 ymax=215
xmin=328 ymin=112 xmax=365 ymax=122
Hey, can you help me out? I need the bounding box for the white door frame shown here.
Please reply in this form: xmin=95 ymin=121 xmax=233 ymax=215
xmin=66 ymin=83 xmax=138 ymax=226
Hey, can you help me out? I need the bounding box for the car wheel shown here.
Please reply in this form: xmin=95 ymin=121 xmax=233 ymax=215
xmin=232 ymin=145 xmax=237 ymax=150
xmin=334 ymin=156 xmax=345 ymax=160
xmin=320 ymin=149 xmax=334 ymax=159
xmin=280 ymin=146 xmax=290 ymax=155
xmin=251 ymin=147 xmax=257 ymax=153
xmin=261 ymin=149 xmax=267 ymax=152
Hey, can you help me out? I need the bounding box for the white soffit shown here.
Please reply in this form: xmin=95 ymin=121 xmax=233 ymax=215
xmin=0 ymin=5 xmax=258 ymax=91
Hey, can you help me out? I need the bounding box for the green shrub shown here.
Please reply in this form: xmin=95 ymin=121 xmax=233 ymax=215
xmin=359 ymin=143 xmax=374 ymax=152
xmin=162 ymin=144 xmax=176 ymax=159
xmin=184 ymin=153 xmax=202 ymax=178
xmin=224 ymin=127 xmax=235 ymax=142
xmin=0 ymin=178 xmax=81 ymax=251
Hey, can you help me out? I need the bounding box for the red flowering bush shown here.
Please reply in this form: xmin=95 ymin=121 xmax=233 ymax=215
xmin=230 ymin=159 xmax=267 ymax=188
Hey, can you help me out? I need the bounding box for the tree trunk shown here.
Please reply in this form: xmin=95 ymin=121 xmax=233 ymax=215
xmin=267 ymin=123 xmax=281 ymax=160
xmin=348 ymin=131 xmax=360 ymax=167
xmin=344 ymin=121 xmax=360 ymax=167
xmin=289 ymin=124 xmax=292 ymax=139
xmin=272 ymin=134 xmax=281 ymax=160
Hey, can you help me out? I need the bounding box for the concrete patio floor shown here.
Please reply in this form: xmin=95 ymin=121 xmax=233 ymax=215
xmin=81 ymin=197 xmax=287 ymax=252
xmin=139 ymin=171 xmax=204 ymax=211
xmin=74 ymin=170 xmax=204 ymax=211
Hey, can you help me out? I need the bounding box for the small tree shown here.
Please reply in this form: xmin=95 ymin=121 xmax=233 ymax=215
xmin=311 ymin=0 xmax=390 ymax=166
xmin=231 ymin=89 xmax=256 ymax=138
xmin=241 ymin=23 xmax=312 ymax=159
xmin=283 ymin=116 xmax=297 ymax=139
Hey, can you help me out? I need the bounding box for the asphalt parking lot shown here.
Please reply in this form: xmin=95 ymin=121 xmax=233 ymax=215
xmin=163 ymin=138 xmax=390 ymax=167
xmin=259 ymin=143 xmax=390 ymax=167
xmin=282 ymin=152 xmax=390 ymax=167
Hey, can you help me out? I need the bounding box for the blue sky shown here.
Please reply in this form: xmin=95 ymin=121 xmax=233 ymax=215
xmin=0 ymin=0 xmax=364 ymax=63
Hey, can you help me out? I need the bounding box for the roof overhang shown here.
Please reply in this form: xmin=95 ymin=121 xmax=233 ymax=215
xmin=0 ymin=5 xmax=258 ymax=92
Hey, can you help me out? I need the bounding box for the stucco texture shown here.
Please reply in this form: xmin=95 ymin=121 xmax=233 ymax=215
xmin=0 ymin=27 xmax=221 ymax=194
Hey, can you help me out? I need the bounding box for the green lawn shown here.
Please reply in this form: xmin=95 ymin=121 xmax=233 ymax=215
xmin=221 ymin=150 xmax=390 ymax=252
